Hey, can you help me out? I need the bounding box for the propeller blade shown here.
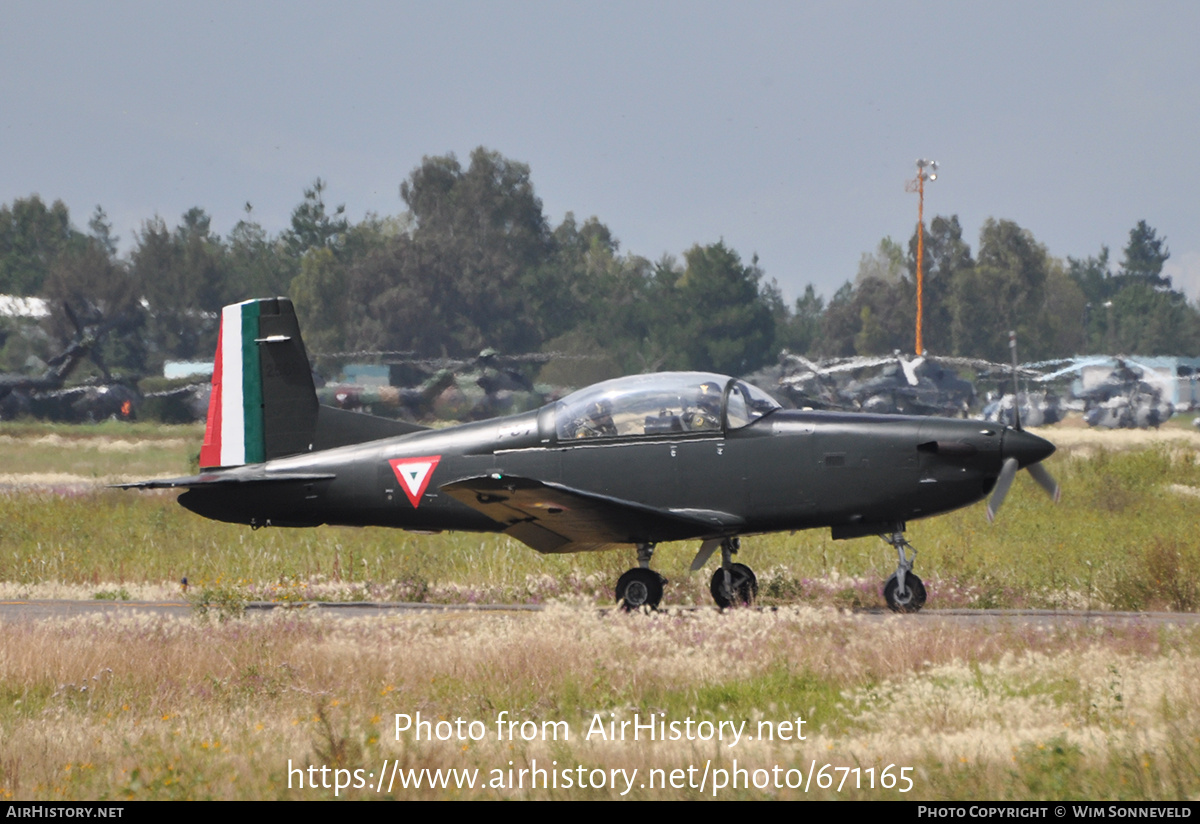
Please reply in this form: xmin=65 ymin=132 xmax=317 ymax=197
xmin=986 ymin=457 xmax=1019 ymax=523
xmin=1026 ymin=462 xmax=1061 ymax=503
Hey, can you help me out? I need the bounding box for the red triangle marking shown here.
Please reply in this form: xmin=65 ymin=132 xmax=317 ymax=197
xmin=388 ymin=455 xmax=442 ymax=508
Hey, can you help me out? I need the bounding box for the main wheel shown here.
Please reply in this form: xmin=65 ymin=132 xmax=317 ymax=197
xmin=710 ymin=563 xmax=758 ymax=608
xmin=616 ymin=568 xmax=664 ymax=611
xmin=883 ymin=572 xmax=927 ymax=613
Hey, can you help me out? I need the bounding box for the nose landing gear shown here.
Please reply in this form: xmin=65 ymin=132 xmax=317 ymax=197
xmin=881 ymin=529 xmax=926 ymax=613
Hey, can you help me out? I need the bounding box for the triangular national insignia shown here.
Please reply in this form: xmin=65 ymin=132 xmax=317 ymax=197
xmin=388 ymin=456 xmax=442 ymax=508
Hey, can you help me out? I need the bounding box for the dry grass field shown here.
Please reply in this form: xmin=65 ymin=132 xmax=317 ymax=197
xmin=1 ymin=417 xmax=1199 ymax=799
xmin=0 ymin=606 xmax=1196 ymax=800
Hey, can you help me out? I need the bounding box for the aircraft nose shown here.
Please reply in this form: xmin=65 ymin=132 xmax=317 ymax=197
xmin=1001 ymin=428 xmax=1055 ymax=467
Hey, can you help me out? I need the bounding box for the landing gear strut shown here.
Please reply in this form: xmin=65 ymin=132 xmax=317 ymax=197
xmin=709 ymin=537 xmax=758 ymax=608
xmin=615 ymin=542 xmax=666 ymax=611
xmin=881 ymin=530 xmax=926 ymax=613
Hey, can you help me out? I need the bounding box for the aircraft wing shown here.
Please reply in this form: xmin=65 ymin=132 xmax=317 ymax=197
xmin=440 ymin=475 xmax=744 ymax=554
xmin=112 ymin=470 xmax=336 ymax=489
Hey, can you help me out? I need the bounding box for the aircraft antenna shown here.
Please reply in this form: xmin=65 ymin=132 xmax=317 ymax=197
xmin=905 ymin=159 xmax=938 ymax=355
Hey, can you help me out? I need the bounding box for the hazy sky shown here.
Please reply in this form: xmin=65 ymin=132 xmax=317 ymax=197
xmin=3 ymin=1 xmax=1198 ymax=302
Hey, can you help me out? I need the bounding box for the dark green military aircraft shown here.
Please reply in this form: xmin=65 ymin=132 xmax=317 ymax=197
xmin=120 ymin=298 xmax=1059 ymax=612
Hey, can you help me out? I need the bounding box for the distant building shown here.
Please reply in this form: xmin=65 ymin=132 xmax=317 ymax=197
xmin=163 ymin=360 xmax=214 ymax=380
xmin=342 ymin=364 xmax=391 ymax=386
xmin=0 ymin=295 xmax=49 ymax=318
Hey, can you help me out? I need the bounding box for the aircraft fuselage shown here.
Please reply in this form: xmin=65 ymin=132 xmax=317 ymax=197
xmin=178 ymin=407 xmax=1046 ymax=548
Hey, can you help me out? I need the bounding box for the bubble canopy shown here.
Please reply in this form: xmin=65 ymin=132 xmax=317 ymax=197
xmin=555 ymin=372 xmax=781 ymax=440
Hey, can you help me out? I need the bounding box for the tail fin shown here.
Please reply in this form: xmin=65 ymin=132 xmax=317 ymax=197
xmin=199 ymin=298 xmax=317 ymax=469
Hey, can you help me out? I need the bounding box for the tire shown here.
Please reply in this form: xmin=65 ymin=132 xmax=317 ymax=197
xmin=710 ymin=563 xmax=758 ymax=608
xmin=884 ymin=572 xmax=927 ymax=613
xmin=616 ymin=568 xmax=664 ymax=611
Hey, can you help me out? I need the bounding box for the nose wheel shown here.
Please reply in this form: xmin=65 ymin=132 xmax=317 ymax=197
xmin=883 ymin=571 xmax=926 ymax=612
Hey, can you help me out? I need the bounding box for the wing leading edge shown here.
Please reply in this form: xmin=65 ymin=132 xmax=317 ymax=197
xmin=440 ymin=475 xmax=743 ymax=554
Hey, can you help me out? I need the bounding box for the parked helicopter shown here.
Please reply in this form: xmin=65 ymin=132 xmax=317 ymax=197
xmin=979 ymin=390 xmax=1064 ymax=429
xmin=0 ymin=303 xmax=137 ymax=422
xmin=769 ymin=351 xmax=978 ymax=416
xmin=1023 ymin=357 xmax=1178 ymax=429
xmin=119 ymin=298 xmax=1059 ymax=612
xmin=314 ymin=348 xmax=559 ymax=422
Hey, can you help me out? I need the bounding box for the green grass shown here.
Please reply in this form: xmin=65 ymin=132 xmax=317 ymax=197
xmin=0 ymin=420 xmax=201 ymax=478
xmin=0 ymin=421 xmax=1198 ymax=611
xmin=5 ymin=421 xmax=1200 ymax=801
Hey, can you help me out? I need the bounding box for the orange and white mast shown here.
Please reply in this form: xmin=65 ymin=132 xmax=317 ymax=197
xmin=905 ymin=159 xmax=938 ymax=355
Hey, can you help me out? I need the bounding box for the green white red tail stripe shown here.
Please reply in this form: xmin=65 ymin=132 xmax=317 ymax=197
xmin=200 ymin=300 xmax=265 ymax=468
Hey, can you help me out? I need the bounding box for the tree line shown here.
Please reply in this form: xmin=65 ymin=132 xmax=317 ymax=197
xmin=1 ymin=146 xmax=1195 ymax=386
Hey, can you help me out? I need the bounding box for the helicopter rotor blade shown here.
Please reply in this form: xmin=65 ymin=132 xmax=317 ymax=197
xmin=899 ymin=355 xmax=924 ymax=387
xmin=63 ymin=302 xmax=83 ymax=336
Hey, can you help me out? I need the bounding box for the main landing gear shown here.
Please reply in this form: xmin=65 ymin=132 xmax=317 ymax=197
xmin=687 ymin=536 xmax=759 ymax=608
xmin=615 ymin=542 xmax=667 ymax=611
xmin=708 ymin=537 xmax=758 ymax=608
xmin=614 ymin=537 xmax=760 ymax=611
xmin=881 ymin=530 xmax=926 ymax=613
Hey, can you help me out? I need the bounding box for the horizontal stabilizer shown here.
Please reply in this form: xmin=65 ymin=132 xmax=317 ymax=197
xmin=112 ymin=470 xmax=336 ymax=490
xmin=440 ymin=475 xmax=742 ymax=554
